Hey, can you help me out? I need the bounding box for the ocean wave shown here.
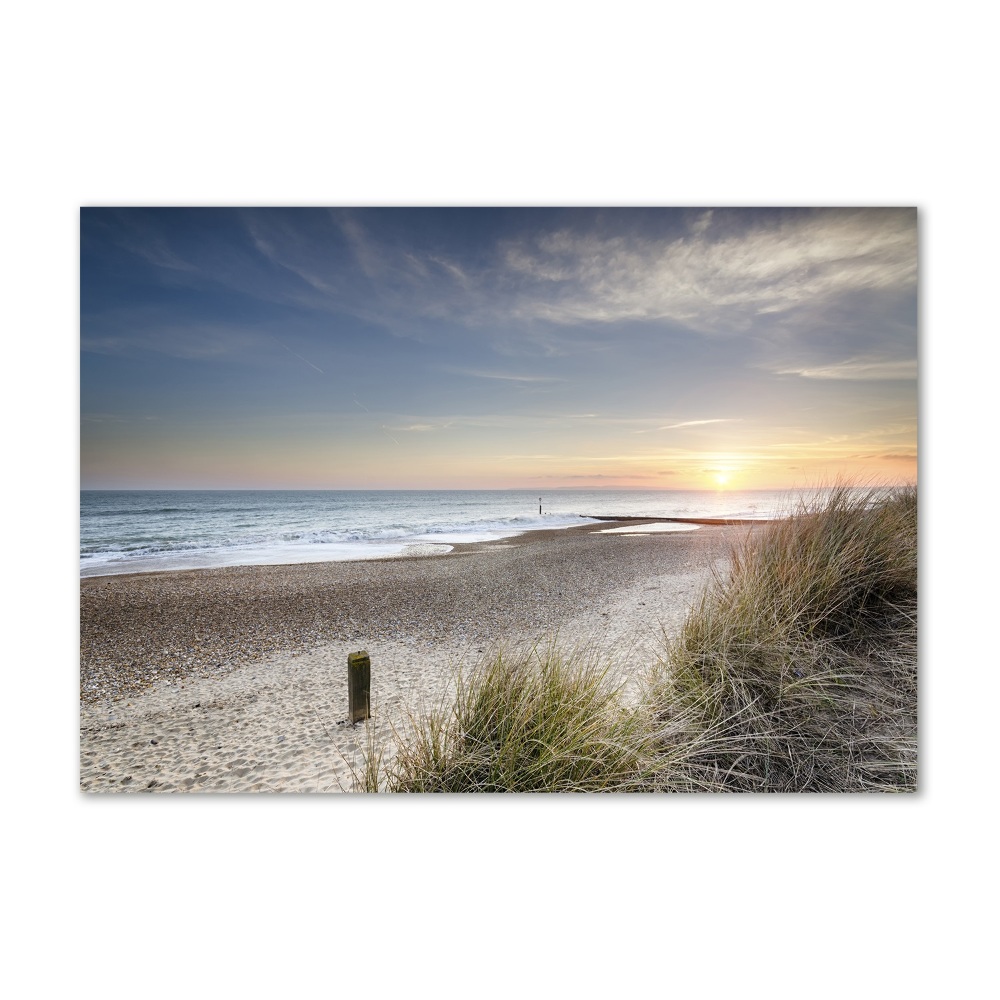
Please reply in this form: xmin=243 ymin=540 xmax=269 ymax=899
xmin=80 ymin=488 xmax=819 ymax=577
xmin=78 ymin=514 xmax=581 ymax=571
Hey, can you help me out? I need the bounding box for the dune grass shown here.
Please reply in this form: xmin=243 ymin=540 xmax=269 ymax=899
xmin=643 ymin=483 xmax=917 ymax=792
xmin=381 ymin=642 xmax=656 ymax=792
xmin=365 ymin=483 xmax=917 ymax=793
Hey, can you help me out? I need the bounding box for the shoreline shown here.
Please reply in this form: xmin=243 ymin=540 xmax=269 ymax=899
xmin=80 ymin=520 xmax=754 ymax=791
xmin=581 ymin=515 xmax=781 ymax=525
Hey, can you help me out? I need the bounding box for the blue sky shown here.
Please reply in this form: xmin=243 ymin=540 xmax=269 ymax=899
xmin=80 ymin=206 xmax=917 ymax=489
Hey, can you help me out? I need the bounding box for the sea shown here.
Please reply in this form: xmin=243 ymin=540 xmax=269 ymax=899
xmin=79 ymin=488 xmax=816 ymax=578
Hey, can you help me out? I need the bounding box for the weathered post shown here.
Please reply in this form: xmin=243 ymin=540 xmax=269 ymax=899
xmin=347 ymin=650 xmax=371 ymax=723
xmin=539 ymin=497 xmax=542 ymax=515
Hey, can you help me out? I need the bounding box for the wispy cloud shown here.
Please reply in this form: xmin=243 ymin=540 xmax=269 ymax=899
xmin=248 ymin=208 xmax=915 ymax=388
xmin=689 ymin=209 xmax=714 ymax=236
xmin=529 ymin=473 xmax=662 ymax=481
xmin=770 ymin=358 xmax=917 ymax=380
xmin=632 ymin=418 xmax=741 ymax=435
xmin=383 ymin=421 xmax=453 ymax=432
xmin=496 ymin=209 xmax=916 ymax=332
xmin=81 ymin=318 xmax=276 ymax=361
xmin=274 ymin=339 xmax=325 ymax=374
xmin=444 ymin=366 xmax=565 ymax=383
xmin=100 ymin=210 xmax=197 ymax=274
xmin=93 ymin=208 xmax=917 ymax=353
xmin=246 ymin=220 xmax=338 ymax=296
xmin=336 ymin=212 xmax=387 ymax=281
xmin=429 ymin=255 xmax=470 ymax=287
xmin=126 ymin=239 xmax=195 ymax=273
xmin=659 ymin=418 xmax=741 ymax=430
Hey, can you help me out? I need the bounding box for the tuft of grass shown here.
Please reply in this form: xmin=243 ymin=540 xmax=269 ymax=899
xmin=356 ymin=713 xmax=387 ymax=792
xmin=382 ymin=641 xmax=657 ymax=792
xmin=644 ymin=483 xmax=917 ymax=792
xmin=721 ymin=482 xmax=916 ymax=645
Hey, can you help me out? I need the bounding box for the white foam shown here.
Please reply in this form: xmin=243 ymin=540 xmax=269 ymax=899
xmin=399 ymin=543 xmax=454 ymax=557
xmin=80 ymin=541 xmax=412 ymax=576
xmin=598 ymin=522 xmax=700 ymax=534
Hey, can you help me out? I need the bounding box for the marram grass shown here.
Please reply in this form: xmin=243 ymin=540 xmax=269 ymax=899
xmin=362 ymin=483 xmax=917 ymax=793
xmin=644 ymin=483 xmax=917 ymax=792
xmin=382 ymin=642 xmax=658 ymax=792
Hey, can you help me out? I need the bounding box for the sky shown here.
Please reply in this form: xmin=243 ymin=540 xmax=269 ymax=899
xmin=80 ymin=207 xmax=918 ymax=491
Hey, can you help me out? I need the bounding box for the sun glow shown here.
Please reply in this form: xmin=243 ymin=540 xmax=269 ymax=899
xmin=706 ymin=463 xmax=741 ymax=488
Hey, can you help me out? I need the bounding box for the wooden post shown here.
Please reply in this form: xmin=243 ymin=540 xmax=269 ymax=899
xmin=347 ymin=650 xmax=371 ymax=723
xmin=539 ymin=497 xmax=542 ymax=515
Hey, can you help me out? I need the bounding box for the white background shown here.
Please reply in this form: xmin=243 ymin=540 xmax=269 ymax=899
xmin=3 ymin=2 xmax=992 ymax=997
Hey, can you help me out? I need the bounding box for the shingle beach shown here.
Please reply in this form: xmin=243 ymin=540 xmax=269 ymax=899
xmin=80 ymin=520 xmax=746 ymax=792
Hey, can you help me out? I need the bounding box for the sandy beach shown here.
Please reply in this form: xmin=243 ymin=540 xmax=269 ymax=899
xmin=80 ymin=520 xmax=745 ymax=792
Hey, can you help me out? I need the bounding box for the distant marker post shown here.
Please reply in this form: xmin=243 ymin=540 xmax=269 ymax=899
xmin=539 ymin=497 xmax=542 ymax=515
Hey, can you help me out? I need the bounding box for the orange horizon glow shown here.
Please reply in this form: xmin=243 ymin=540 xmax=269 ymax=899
xmin=79 ymin=447 xmax=918 ymax=492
